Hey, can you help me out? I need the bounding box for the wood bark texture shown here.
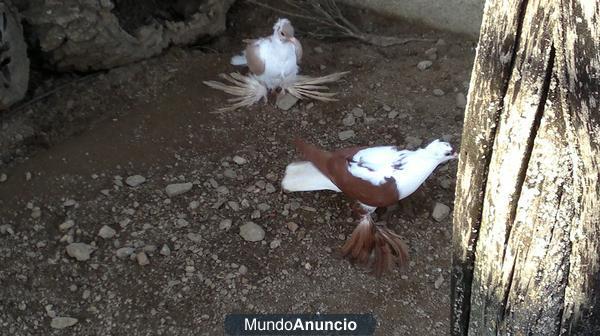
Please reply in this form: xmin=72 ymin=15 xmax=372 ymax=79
xmin=451 ymin=0 xmax=600 ymax=335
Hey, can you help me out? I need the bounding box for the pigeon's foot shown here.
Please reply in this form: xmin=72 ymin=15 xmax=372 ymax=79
xmin=341 ymin=215 xmax=409 ymax=277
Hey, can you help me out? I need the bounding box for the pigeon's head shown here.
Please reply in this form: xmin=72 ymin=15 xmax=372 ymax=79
xmin=273 ymin=18 xmax=296 ymax=42
xmin=425 ymin=139 xmax=458 ymax=163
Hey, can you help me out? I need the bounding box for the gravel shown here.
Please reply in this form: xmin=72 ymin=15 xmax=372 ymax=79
xmin=232 ymin=156 xmax=247 ymax=165
xmin=417 ymin=60 xmax=433 ymax=71
xmin=219 ymin=219 xmax=232 ymax=230
xmin=338 ymin=130 xmax=355 ymax=141
xmin=136 ymin=252 xmax=150 ymax=266
xmin=456 ymin=92 xmax=467 ymax=108
xmin=50 ymin=317 xmax=78 ymax=329
xmin=98 ymin=225 xmax=116 ymax=239
xmin=276 ymin=93 xmax=299 ymax=111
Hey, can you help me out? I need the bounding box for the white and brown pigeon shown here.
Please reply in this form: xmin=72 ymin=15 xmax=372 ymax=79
xmin=281 ymin=138 xmax=457 ymax=275
xmin=231 ymin=18 xmax=303 ymax=91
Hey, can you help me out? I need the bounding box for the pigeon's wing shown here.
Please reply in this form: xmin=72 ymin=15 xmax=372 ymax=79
xmin=244 ymin=41 xmax=265 ymax=75
xmin=291 ymin=38 xmax=303 ymax=63
xmin=349 ymin=146 xmax=409 ymax=173
xmin=294 ymin=139 xmax=399 ymax=207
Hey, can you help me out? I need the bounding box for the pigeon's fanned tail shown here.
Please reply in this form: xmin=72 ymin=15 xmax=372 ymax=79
xmin=203 ymin=73 xmax=267 ymax=112
xmin=230 ymin=54 xmax=247 ymax=66
xmin=281 ymin=161 xmax=341 ymax=192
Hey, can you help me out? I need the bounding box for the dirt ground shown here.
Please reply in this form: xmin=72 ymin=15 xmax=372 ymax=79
xmin=0 ymin=2 xmax=475 ymax=335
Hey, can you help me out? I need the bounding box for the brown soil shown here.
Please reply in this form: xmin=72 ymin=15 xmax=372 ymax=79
xmin=0 ymin=2 xmax=475 ymax=335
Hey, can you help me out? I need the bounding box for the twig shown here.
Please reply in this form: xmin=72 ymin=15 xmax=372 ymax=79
xmin=245 ymin=0 xmax=434 ymax=47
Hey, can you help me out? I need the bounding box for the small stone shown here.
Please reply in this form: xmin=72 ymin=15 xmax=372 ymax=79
xmin=136 ymin=252 xmax=150 ymax=266
xmin=417 ymin=60 xmax=433 ymax=71
xmin=405 ymin=136 xmax=423 ymax=149
xmin=387 ymin=110 xmax=399 ymax=119
xmin=66 ymin=243 xmax=94 ymax=261
xmin=232 ymin=156 xmax=247 ymax=165
xmin=239 ymin=222 xmax=265 ymax=242
xmin=125 ymin=175 xmax=146 ymax=187
xmin=31 ymin=207 xmax=41 ymax=219
xmin=314 ymin=46 xmax=323 ymax=53
xmin=189 ymin=201 xmax=200 ymax=210
xmin=342 ymin=115 xmax=355 ymax=126
xmin=160 ymin=244 xmax=171 ymax=256
xmin=251 ymin=210 xmax=260 ymax=219
xmin=433 ymin=89 xmax=445 ymax=96
xmin=434 ymin=274 xmax=444 ymax=289
xmin=432 ymin=202 xmax=451 ymax=222
xmin=456 ymin=93 xmax=467 ymax=109
xmin=63 ymin=199 xmax=77 ymax=207
xmin=219 ymin=219 xmax=232 ymax=230
xmin=165 ymin=182 xmax=193 ymax=197
xmin=257 ymin=203 xmax=271 ymax=212
xmin=223 ymin=168 xmax=237 ymax=178
xmin=228 ymin=201 xmax=241 ymax=211
xmin=304 ymin=262 xmax=312 ymax=270
xmin=382 ymin=104 xmax=392 ymax=112
xmin=265 ymin=183 xmax=276 ymax=193
xmin=176 ymin=218 xmax=189 ymax=228
xmin=187 ymin=233 xmax=202 ymax=243
xmin=338 ymin=130 xmax=355 ymax=141
xmin=286 ymin=222 xmax=299 ymax=232
xmin=351 ymin=107 xmax=364 ymax=117
xmin=116 ymin=247 xmax=135 ymax=258
xmin=270 ymin=239 xmax=281 ymax=249
xmin=238 ymin=265 xmax=248 ymax=275
xmin=98 ymin=225 xmax=116 ymax=239
xmin=276 ymin=93 xmax=299 ymax=111
xmin=0 ymin=173 xmax=7 ymax=182
xmin=25 ymin=172 xmax=32 ymax=181
xmin=51 ymin=317 xmax=78 ymax=329
xmin=424 ymin=47 xmax=438 ymax=60
xmin=59 ymin=220 xmax=75 ymax=231
xmin=0 ymin=224 xmax=14 ymax=235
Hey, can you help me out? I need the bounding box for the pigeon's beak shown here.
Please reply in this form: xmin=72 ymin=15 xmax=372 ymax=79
xmin=450 ymin=151 xmax=458 ymax=159
xmin=287 ymin=37 xmax=298 ymax=43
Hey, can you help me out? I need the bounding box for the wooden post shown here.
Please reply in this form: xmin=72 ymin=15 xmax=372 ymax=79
xmin=451 ymin=0 xmax=600 ymax=335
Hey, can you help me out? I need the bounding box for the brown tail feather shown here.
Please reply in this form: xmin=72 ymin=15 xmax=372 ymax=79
xmin=341 ymin=216 xmax=409 ymax=276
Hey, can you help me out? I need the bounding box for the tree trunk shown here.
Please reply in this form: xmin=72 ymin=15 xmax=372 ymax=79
xmin=451 ymin=0 xmax=600 ymax=335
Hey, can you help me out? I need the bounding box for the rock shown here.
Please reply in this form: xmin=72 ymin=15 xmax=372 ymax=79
xmin=338 ymin=130 xmax=355 ymax=141
xmin=265 ymin=183 xmax=276 ymax=193
xmin=286 ymin=222 xmax=299 ymax=232
xmin=276 ymin=93 xmax=299 ymax=111
xmin=116 ymin=247 xmax=135 ymax=258
xmin=239 ymin=265 xmax=248 ymax=275
xmin=387 ymin=110 xmax=399 ymax=119
xmin=136 ymin=252 xmax=150 ymax=266
xmin=351 ymin=107 xmax=364 ymax=117
xmin=125 ymin=175 xmax=146 ymax=187
xmin=0 ymin=224 xmax=14 ymax=235
xmin=342 ymin=115 xmax=355 ymax=126
xmin=63 ymin=199 xmax=77 ymax=207
xmin=433 ymin=89 xmax=445 ymax=96
xmin=228 ymin=201 xmax=241 ymax=211
xmin=0 ymin=2 xmax=29 ymax=110
xmin=219 ymin=219 xmax=232 ymax=230
xmin=257 ymin=203 xmax=271 ymax=212
xmin=239 ymin=222 xmax=265 ymax=242
xmin=66 ymin=243 xmax=94 ymax=261
xmin=31 ymin=207 xmax=41 ymax=218
xmin=160 ymin=244 xmax=171 ymax=256
xmin=456 ymin=92 xmax=467 ymax=108
xmin=20 ymin=0 xmax=235 ymax=72
xmin=176 ymin=218 xmax=189 ymax=228
xmin=417 ymin=60 xmax=433 ymax=71
xmin=432 ymin=202 xmax=451 ymax=222
xmin=98 ymin=225 xmax=116 ymax=239
xmin=232 ymin=156 xmax=247 ymax=165
xmin=59 ymin=220 xmax=75 ymax=231
xmin=50 ymin=317 xmax=78 ymax=329
xmin=0 ymin=173 xmax=7 ymax=182
xmin=165 ymin=182 xmax=193 ymax=197
xmin=189 ymin=200 xmax=200 ymax=210
xmin=434 ymin=274 xmax=444 ymax=289
xmin=314 ymin=46 xmax=323 ymax=53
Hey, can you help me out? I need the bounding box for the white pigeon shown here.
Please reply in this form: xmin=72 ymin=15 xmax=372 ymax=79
xmin=281 ymin=138 xmax=457 ymax=275
xmin=231 ymin=18 xmax=303 ymax=90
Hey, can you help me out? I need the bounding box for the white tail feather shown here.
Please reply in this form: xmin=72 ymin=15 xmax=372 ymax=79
xmin=231 ymin=54 xmax=247 ymax=66
xmin=281 ymin=161 xmax=341 ymax=192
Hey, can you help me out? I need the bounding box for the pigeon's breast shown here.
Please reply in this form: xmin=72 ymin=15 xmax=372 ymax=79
xmin=261 ymin=41 xmax=298 ymax=80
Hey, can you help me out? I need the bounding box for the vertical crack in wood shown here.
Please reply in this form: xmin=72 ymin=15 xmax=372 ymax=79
xmin=499 ymin=45 xmax=556 ymax=326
